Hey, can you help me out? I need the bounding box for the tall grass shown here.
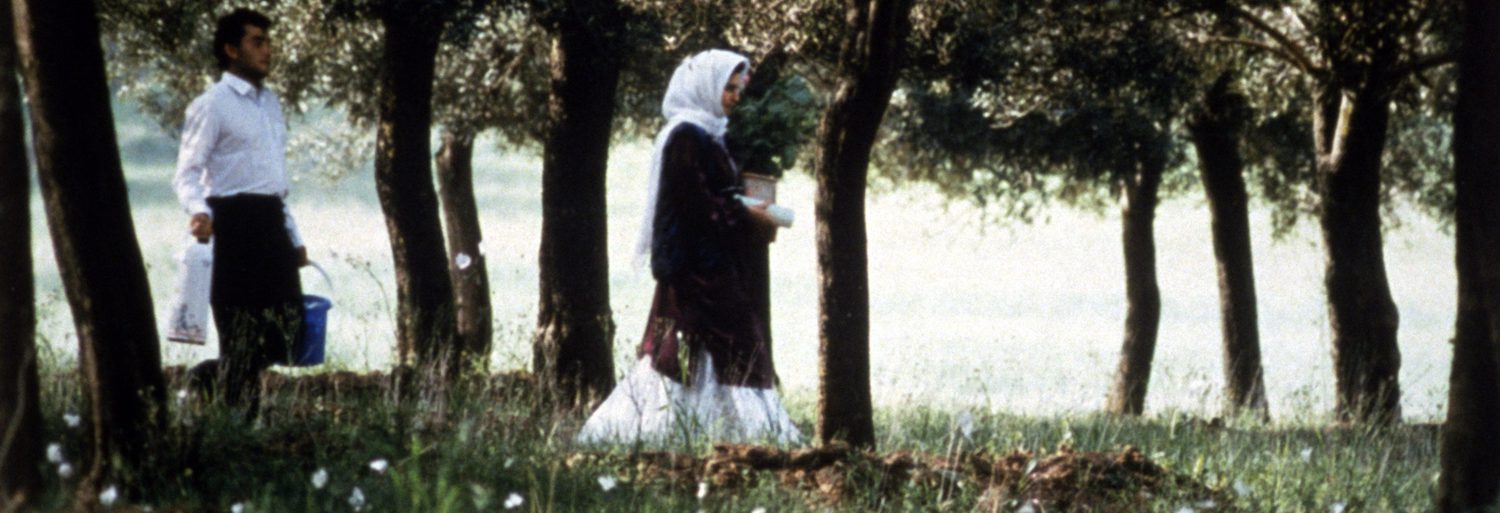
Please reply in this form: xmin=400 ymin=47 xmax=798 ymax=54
xmin=23 ymin=364 xmax=1440 ymax=512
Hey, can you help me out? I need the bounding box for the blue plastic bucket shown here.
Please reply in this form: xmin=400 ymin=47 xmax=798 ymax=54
xmin=290 ymin=294 xmax=332 ymax=366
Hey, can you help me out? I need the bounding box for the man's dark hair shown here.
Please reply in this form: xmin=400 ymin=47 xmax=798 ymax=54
xmin=212 ymin=9 xmax=272 ymax=70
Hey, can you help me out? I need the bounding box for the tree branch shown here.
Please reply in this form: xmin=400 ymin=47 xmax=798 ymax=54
xmin=1392 ymin=52 xmax=1457 ymax=79
xmin=1204 ymin=36 xmax=1307 ymax=72
xmin=1225 ymin=5 xmax=1321 ymax=76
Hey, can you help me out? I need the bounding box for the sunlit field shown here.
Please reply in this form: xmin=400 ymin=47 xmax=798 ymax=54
xmin=30 ymin=101 xmax=1457 ymax=423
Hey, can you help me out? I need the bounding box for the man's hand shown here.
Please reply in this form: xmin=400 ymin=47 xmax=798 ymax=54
xmin=190 ymin=213 xmax=213 ymax=241
xmin=297 ymin=246 xmax=309 ymax=267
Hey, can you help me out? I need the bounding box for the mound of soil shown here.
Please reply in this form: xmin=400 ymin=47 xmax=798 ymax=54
xmin=577 ymin=443 xmax=1226 ymax=512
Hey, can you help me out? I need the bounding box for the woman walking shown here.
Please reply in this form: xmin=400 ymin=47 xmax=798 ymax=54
xmin=577 ymin=49 xmax=801 ymax=445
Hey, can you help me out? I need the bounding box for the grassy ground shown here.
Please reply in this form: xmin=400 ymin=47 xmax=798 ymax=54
xmin=24 ymin=368 xmax=1439 ymax=513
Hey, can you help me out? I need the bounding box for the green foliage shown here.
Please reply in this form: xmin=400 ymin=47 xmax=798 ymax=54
xmin=96 ymin=0 xmax=386 ymax=180
xmin=879 ymin=0 xmax=1201 ymax=218
xmin=726 ymin=75 xmax=820 ymax=178
xmin=431 ymin=0 xmax=551 ymax=145
xmin=96 ymin=0 xmax=227 ymax=135
xmin=876 ymin=0 xmax=1457 ymax=233
xmin=285 ymin=110 xmax=377 ymax=182
xmin=1382 ymin=63 xmax=1457 ymax=231
xmin=610 ymin=0 xmax=845 ymax=143
xmin=96 ymin=0 xmax=1459 ymax=229
xmin=25 ymin=368 xmax=1443 ymax=512
xmin=1196 ymin=0 xmax=1459 ymax=232
xmin=1242 ymin=104 xmax=1318 ymax=237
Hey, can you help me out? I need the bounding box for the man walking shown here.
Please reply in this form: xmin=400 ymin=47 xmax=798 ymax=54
xmin=175 ymin=8 xmax=306 ymax=419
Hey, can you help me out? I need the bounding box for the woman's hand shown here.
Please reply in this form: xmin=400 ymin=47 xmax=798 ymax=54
xmin=745 ymin=202 xmax=779 ymax=243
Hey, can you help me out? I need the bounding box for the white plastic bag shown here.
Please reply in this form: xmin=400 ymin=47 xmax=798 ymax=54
xmin=166 ymin=239 xmax=213 ymax=345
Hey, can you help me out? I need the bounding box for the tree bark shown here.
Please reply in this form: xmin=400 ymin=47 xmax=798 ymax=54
xmin=1187 ymin=78 xmax=1269 ymax=420
xmin=0 ymin=0 xmax=42 ymax=505
xmin=1312 ymin=71 xmax=1402 ymax=425
xmin=533 ymin=0 xmax=622 ymax=409
xmin=1437 ymin=0 xmax=1500 ymax=508
xmin=814 ymin=0 xmax=915 ymax=448
xmin=436 ymin=128 xmax=492 ymax=373
xmin=11 ymin=0 xmax=166 ymax=497
xmin=1105 ymin=146 xmax=1165 ymax=416
xmin=377 ymin=4 xmax=459 ymax=377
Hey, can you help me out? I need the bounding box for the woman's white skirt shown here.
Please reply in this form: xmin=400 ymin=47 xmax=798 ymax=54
xmin=576 ymin=354 xmax=803 ymax=446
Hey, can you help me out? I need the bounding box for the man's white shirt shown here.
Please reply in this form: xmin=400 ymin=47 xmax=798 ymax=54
xmin=173 ymin=72 xmax=302 ymax=247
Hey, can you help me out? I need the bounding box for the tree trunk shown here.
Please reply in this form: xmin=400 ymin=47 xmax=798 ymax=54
xmin=532 ymin=0 xmax=622 ymax=409
xmin=0 ymin=0 xmax=42 ymax=504
xmin=1313 ymin=72 xmax=1402 ymax=425
xmin=436 ymin=128 xmax=492 ymax=374
xmin=11 ymin=0 xmax=166 ymax=497
xmin=813 ymin=0 xmax=915 ymax=448
xmin=1187 ymin=78 xmax=1269 ymax=420
xmin=1437 ymin=0 xmax=1500 ymax=508
xmin=1105 ymin=147 xmax=1165 ymax=416
xmin=376 ymin=4 xmax=458 ymax=377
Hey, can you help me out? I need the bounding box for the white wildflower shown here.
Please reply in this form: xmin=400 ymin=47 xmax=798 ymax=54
xmin=751 ymin=508 xmax=767 ymax=513
xmin=98 ymin=485 xmax=119 ymax=506
xmin=503 ymin=457 xmax=514 ymax=469
xmin=1330 ymin=502 xmax=1346 ymax=513
xmin=46 ymin=443 xmax=63 ymax=464
xmin=696 ymin=481 xmax=709 ymax=500
xmin=231 ymin=502 xmax=246 ymax=513
xmin=504 ymin=492 xmax=523 ymax=509
xmin=348 ymin=486 xmax=366 ymax=511
xmin=369 ymin=459 xmax=389 ymax=474
xmin=1016 ymin=502 xmax=1037 ymax=513
xmin=311 ymin=468 xmax=329 ymax=489
xmin=597 ymin=475 xmax=617 ymax=492
xmin=63 ymin=412 xmax=81 ymax=428
xmin=1300 ymin=447 xmax=1313 ymax=462
xmin=57 ymin=463 xmax=74 ymax=479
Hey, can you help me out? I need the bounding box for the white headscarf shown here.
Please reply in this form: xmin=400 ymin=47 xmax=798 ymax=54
xmin=634 ymin=49 xmax=751 ymax=267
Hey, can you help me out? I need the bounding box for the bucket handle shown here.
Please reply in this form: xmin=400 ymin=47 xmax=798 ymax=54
xmin=306 ymin=261 xmax=334 ymax=296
